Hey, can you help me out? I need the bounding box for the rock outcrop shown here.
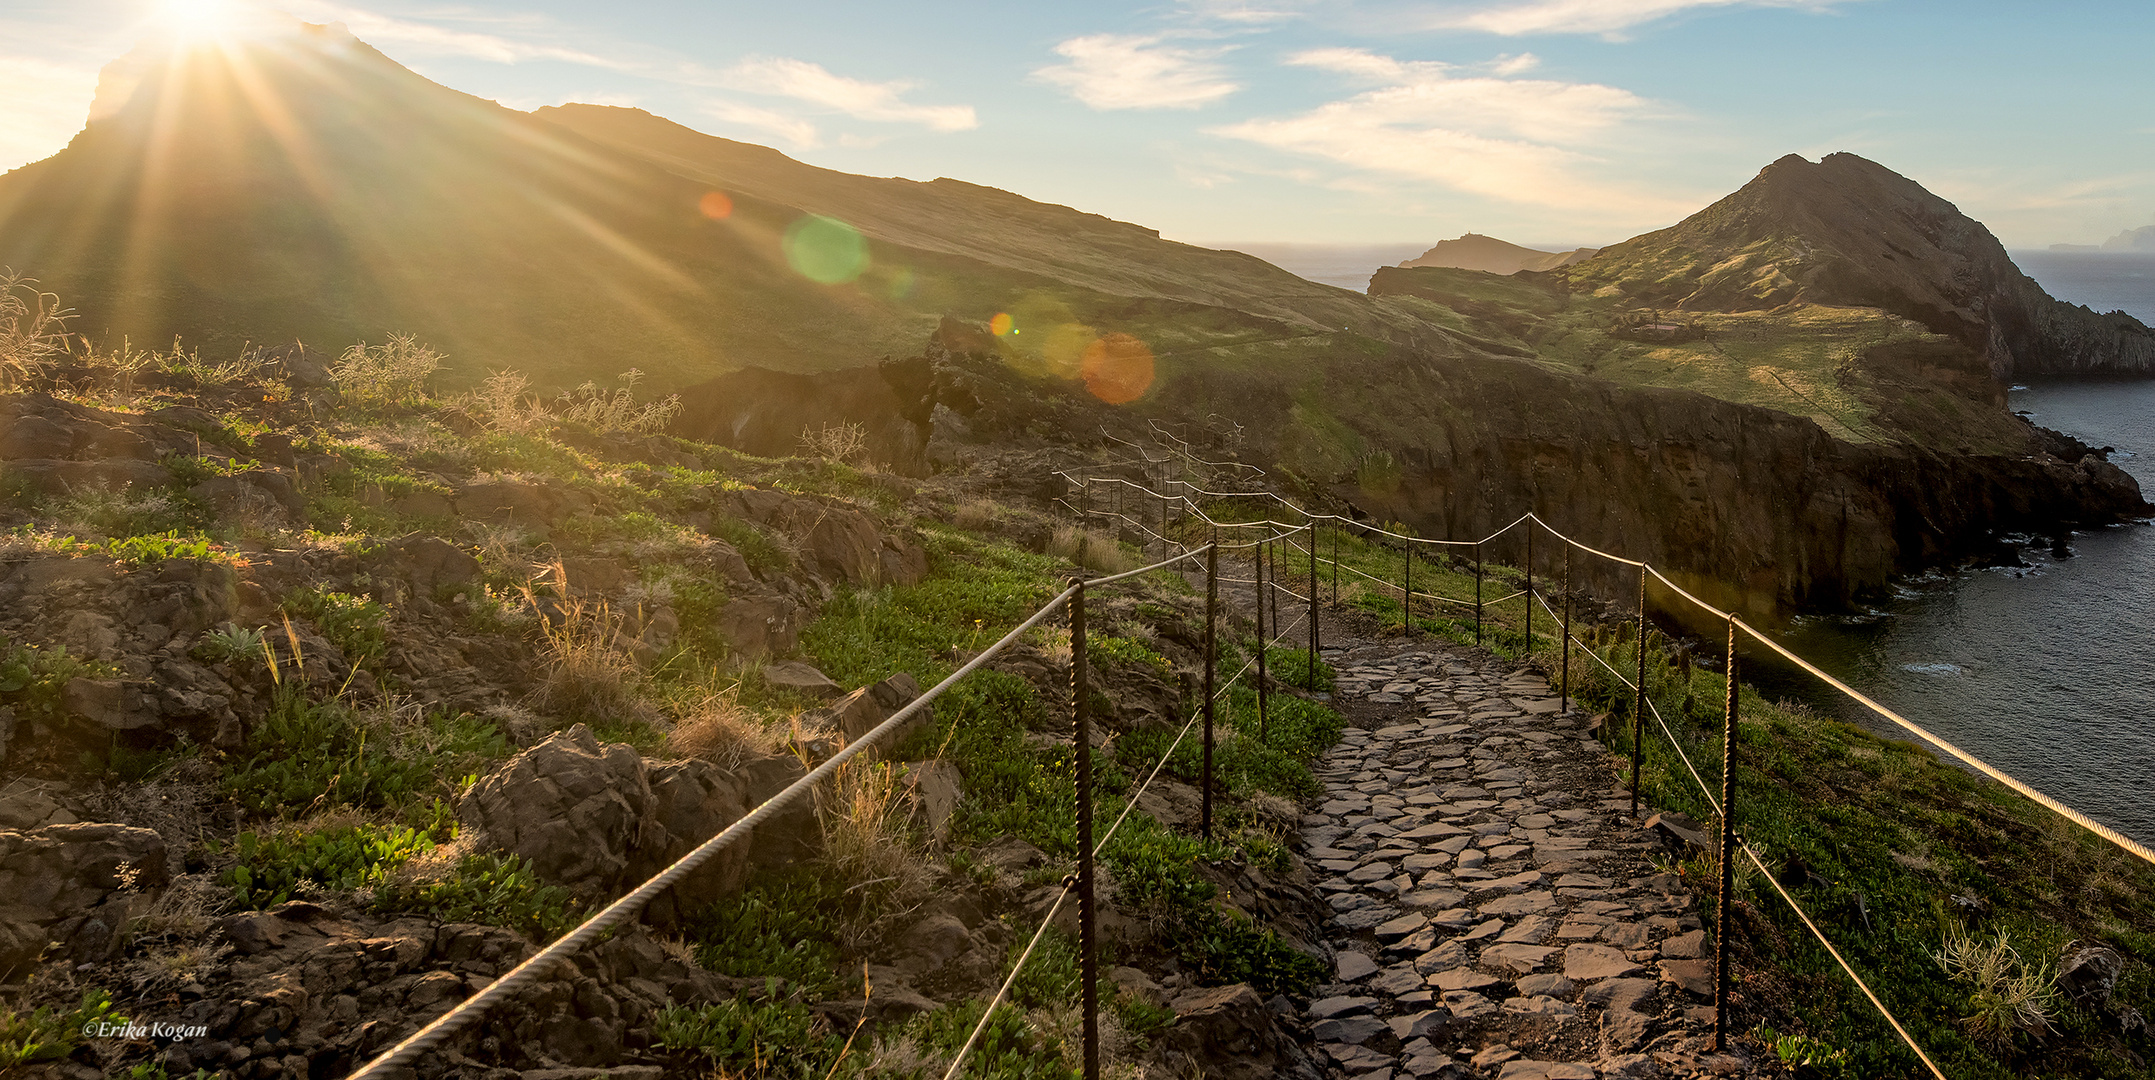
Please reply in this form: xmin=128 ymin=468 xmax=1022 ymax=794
xmin=1560 ymin=152 xmax=2155 ymax=378
xmin=457 ymin=725 xmax=811 ymax=919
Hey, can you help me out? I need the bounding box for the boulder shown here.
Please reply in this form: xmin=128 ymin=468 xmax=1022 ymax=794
xmin=719 ymin=488 xmax=927 ymax=586
xmin=631 ymin=758 xmax=754 ymax=928
xmin=0 ymin=414 xmax=78 ymax=460
xmin=190 ymin=469 xmax=306 ymax=523
xmin=457 ymin=725 xmax=656 ymax=897
xmin=763 ymin=661 xmax=841 ymax=699
xmin=898 ymin=759 xmax=962 ymax=844
xmin=373 ymin=535 xmax=481 ymax=592
xmin=1162 ymin=983 xmax=1322 ymax=1080
xmin=806 ymin=673 xmax=929 ymax=759
xmin=715 ymin=593 xmax=803 ymax=658
xmin=2060 ymin=943 xmax=2125 ymax=1006
xmin=0 ymin=822 xmax=169 ymax=977
xmin=62 ymin=677 xmax=161 ymax=731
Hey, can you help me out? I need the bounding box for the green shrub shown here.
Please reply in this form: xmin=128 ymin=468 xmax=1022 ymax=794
xmin=284 ymin=586 xmax=390 ymax=663
xmin=193 ymin=623 xmax=266 ymax=664
xmin=0 ymin=639 xmax=113 ymax=724
xmin=0 ymin=989 xmax=123 ymax=1069
xmin=685 ymin=876 xmax=845 ymax=998
xmin=376 ymin=852 xmax=579 ymax=939
xmin=1174 ymin=906 xmax=1324 ymax=997
xmin=222 ymin=686 xmax=504 ymax=815
xmin=222 ymin=821 xmax=439 ymax=907
xmin=655 ymin=990 xmax=837 ymax=1080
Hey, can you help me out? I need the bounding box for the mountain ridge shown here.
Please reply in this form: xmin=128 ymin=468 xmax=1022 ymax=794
xmin=1399 ymin=233 xmax=1598 ymax=276
xmin=1557 ymin=152 xmax=2155 ymax=377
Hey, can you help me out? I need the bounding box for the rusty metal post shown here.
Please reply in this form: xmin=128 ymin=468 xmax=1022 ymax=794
xmin=1202 ymin=541 xmax=1218 ymax=842
xmin=1632 ymin=566 xmax=1647 ymax=815
xmin=1071 ymin=579 xmax=1099 ymax=1080
xmin=1255 ymin=537 xmax=1269 ymax=743
xmin=1561 ymin=545 xmax=1572 ymax=713
xmin=1401 ymin=540 xmax=1413 ymax=636
xmin=1474 ymin=542 xmax=1483 ymax=645
xmin=1523 ymin=524 xmax=1534 ymax=659
xmin=1331 ymin=524 xmax=1340 ymax=605
xmin=1714 ymin=612 xmax=1739 ymax=1052
xmin=1307 ymin=524 xmax=1319 ymax=690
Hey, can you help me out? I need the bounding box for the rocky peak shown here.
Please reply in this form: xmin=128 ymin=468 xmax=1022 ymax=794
xmin=1562 ymin=152 xmax=2155 ymax=378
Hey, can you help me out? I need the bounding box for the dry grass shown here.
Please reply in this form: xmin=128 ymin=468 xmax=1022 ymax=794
xmin=817 ymin=760 xmax=933 ymax=944
xmin=0 ymin=268 xmax=76 ymax=389
xmin=333 ymin=334 xmax=442 ymax=407
xmin=526 ymin=593 xmax=658 ymax=724
xmin=556 ymin=368 xmax=682 ymax=433
xmin=460 ymin=369 xmax=551 ymax=434
xmin=952 ymin=498 xmax=997 ymax=531
xmin=1935 ymin=927 xmax=2061 ymax=1045
xmin=1048 ymin=525 xmax=1132 ymax=574
xmin=668 ymin=689 xmax=783 ymax=768
xmin=799 ymin=420 xmax=870 ymax=463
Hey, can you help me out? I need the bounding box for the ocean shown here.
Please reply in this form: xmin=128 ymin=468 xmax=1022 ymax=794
xmin=1221 ymin=243 xmax=1432 ymax=292
xmin=1773 ymin=252 xmax=2155 ymax=843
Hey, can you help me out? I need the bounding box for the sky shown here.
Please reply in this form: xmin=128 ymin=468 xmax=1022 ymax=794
xmin=4 ymin=0 xmax=2152 ymax=251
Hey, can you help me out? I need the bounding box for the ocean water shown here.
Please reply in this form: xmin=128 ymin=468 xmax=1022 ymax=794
xmin=1222 ymin=242 xmax=1432 ymax=292
xmin=1770 ymin=253 xmax=2155 ymax=843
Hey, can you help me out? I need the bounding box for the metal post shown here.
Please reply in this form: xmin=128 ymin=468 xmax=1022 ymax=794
xmin=1474 ymin=542 xmax=1483 ymax=645
xmin=1071 ymin=579 xmax=1099 ymax=1080
xmin=1202 ymin=542 xmax=1217 ymax=842
xmin=1402 ymin=540 xmax=1413 ymax=636
xmin=1307 ymin=525 xmax=1319 ymax=689
xmin=1632 ymin=566 xmax=1647 ymax=815
xmin=1714 ymin=613 xmax=1738 ymax=1052
xmin=1331 ymin=525 xmax=1340 ymax=605
xmin=1561 ymin=545 xmax=1572 ymax=713
xmin=1264 ymin=538 xmax=1276 ymax=638
xmin=1523 ymin=525 xmax=1534 ymax=659
xmin=1256 ymin=538 xmax=1269 ymax=744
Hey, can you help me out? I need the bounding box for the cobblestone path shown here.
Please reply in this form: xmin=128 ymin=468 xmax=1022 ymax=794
xmin=1297 ymin=637 xmax=1773 ymax=1080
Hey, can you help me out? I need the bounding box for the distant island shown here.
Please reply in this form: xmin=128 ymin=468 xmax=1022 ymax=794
xmin=1399 ymin=233 xmax=1599 ymax=275
xmin=2051 ymin=225 xmax=2155 ymax=253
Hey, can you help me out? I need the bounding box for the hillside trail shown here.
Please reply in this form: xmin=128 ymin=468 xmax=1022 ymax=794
xmin=1213 ymin=564 xmax=1783 ymax=1080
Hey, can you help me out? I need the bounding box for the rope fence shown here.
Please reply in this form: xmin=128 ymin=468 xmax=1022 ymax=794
xmin=1057 ymin=428 xmax=2155 ymax=1074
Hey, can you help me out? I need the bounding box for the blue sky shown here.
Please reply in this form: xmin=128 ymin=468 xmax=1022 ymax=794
xmin=5 ymin=0 xmax=2151 ymax=249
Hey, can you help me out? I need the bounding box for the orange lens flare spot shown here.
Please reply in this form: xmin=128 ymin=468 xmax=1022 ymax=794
xmin=698 ymin=191 xmax=734 ymax=219
xmin=1080 ymin=333 xmax=1155 ymax=405
xmin=989 ymin=312 xmax=1013 ymax=336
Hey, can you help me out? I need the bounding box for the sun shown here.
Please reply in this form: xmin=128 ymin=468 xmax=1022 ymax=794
xmin=157 ymin=0 xmax=241 ymax=39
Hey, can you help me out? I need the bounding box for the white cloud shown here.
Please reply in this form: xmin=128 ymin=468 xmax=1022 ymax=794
xmin=1418 ymin=0 xmax=1841 ymax=37
xmin=1034 ymin=35 xmax=1240 ymax=110
xmin=1490 ymin=52 xmax=1540 ymax=75
xmin=703 ymin=99 xmax=819 ymax=149
xmin=289 ymin=2 xmax=629 ymax=68
xmin=285 ymin=3 xmax=976 ymax=137
xmin=0 ymin=56 xmax=100 ymax=173
xmin=1212 ymin=47 xmax=1691 ymax=217
xmin=725 ymin=56 xmax=976 ymax=132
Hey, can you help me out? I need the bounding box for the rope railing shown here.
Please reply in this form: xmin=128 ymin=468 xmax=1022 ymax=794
xmin=353 ymin=542 xmax=1221 ymax=1080
xmin=1064 ymin=456 xmax=2155 ymax=1073
xmin=938 ymin=553 xmax=1314 ymax=1080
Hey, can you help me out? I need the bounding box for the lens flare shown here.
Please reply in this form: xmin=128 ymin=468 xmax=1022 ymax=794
xmin=1080 ymin=333 xmax=1155 ymax=404
xmin=698 ymin=190 xmax=734 ymax=220
xmin=886 ymin=267 xmax=916 ymax=300
xmin=782 ymin=214 xmax=869 ymax=284
xmin=988 ymin=312 xmax=1013 ymax=336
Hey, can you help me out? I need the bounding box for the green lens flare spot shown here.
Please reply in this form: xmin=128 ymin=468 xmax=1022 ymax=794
xmin=783 ymin=214 xmax=870 ymax=284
